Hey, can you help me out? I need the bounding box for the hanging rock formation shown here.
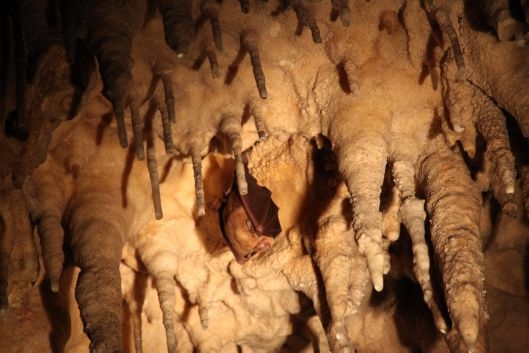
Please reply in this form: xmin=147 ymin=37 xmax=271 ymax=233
xmin=1 ymin=1 xmax=529 ymax=353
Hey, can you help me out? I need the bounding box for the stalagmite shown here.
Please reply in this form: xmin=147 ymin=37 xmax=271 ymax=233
xmin=241 ymin=31 xmax=268 ymax=99
xmin=158 ymin=0 xmax=195 ymax=58
xmin=147 ymin=147 xmax=163 ymax=220
xmin=418 ymin=138 xmax=486 ymax=353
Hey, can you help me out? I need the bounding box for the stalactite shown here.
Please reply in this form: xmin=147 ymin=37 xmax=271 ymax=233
xmin=158 ymin=0 xmax=195 ymax=58
xmin=249 ymin=102 xmax=267 ymax=140
xmin=198 ymin=302 xmax=209 ymax=329
xmin=59 ymin=0 xmax=83 ymax=63
xmin=67 ymin=185 xmax=128 ymax=353
xmin=329 ymin=122 xmax=388 ymax=292
xmin=147 ymin=146 xmax=163 ymax=220
xmin=380 ymin=182 xmax=400 ymax=242
xmin=2 ymin=1 xmax=529 ymax=352
xmin=441 ymin=47 xmax=517 ymax=216
xmin=379 ymin=10 xmax=398 ymax=35
xmin=5 ymin=0 xmax=29 ymax=139
xmin=474 ymin=103 xmax=516 ymax=195
xmin=332 ymin=0 xmax=351 ymax=27
xmin=455 ymin=7 xmax=529 ymax=140
xmin=205 ymin=47 xmax=220 ymax=78
xmin=155 ymin=99 xmax=175 ymax=155
xmin=440 ymin=49 xmax=476 ymax=156
xmin=10 ymin=44 xmax=71 ymax=188
xmin=521 ymin=166 xmax=529 ymax=219
xmin=474 ymin=95 xmax=517 ymax=216
xmin=86 ymin=0 xmax=138 ymax=148
xmin=4 ymin=186 xmax=39 ymax=304
xmin=479 ymin=0 xmax=525 ymax=43
xmin=36 ymin=211 xmax=64 ymax=293
xmin=121 ymin=265 xmax=147 ymax=353
xmin=292 ymin=0 xmax=322 ymax=43
xmin=192 ymin=147 xmax=206 ymax=217
xmin=241 ymin=30 xmax=268 ymax=99
xmin=426 ymin=1 xmax=466 ymax=81
xmin=239 ymin=0 xmax=250 ymax=14
xmin=392 ymin=159 xmax=448 ymax=333
xmin=130 ymin=101 xmax=145 ymax=161
xmin=219 ymin=116 xmax=247 ymax=195
xmin=0 ymin=190 xmax=14 ymax=313
xmin=522 ymin=0 xmax=529 ymax=24
xmin=342 ymin=59 xmax=360 ymax=95
xmin=314 ymin=184 xmax=370 ymax=353
xmin=418 ymin=138 xmax=486 ymax=353
xmin=155 ymin=274 xmax=178 ymax=353
xmin=161 ymin=74 xmax=176 ymax=124
xmin=201 ymin=0 xmax=223 ymax=52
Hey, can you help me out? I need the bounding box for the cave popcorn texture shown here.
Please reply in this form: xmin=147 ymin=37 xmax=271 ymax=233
xmin=1 ymin=0 xmax=529 ymax=353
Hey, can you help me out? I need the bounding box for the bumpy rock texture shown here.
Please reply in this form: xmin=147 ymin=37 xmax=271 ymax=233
xmin=0 ymin=0 xmax=529 ymax=353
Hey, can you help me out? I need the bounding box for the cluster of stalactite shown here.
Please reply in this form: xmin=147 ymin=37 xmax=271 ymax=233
xmin=1 ymin=0 xmax=529 ymax=353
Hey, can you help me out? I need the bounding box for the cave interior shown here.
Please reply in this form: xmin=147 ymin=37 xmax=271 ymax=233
xmin=0 ymin=0 xmax=529 ymax=353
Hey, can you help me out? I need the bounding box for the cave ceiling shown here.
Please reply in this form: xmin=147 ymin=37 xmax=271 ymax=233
xmin=0 ymin=1 xmax=529 ymax=353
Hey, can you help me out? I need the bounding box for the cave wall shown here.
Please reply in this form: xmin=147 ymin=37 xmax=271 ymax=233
xmin=0 ymin=0 xmax=529 ymax=353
